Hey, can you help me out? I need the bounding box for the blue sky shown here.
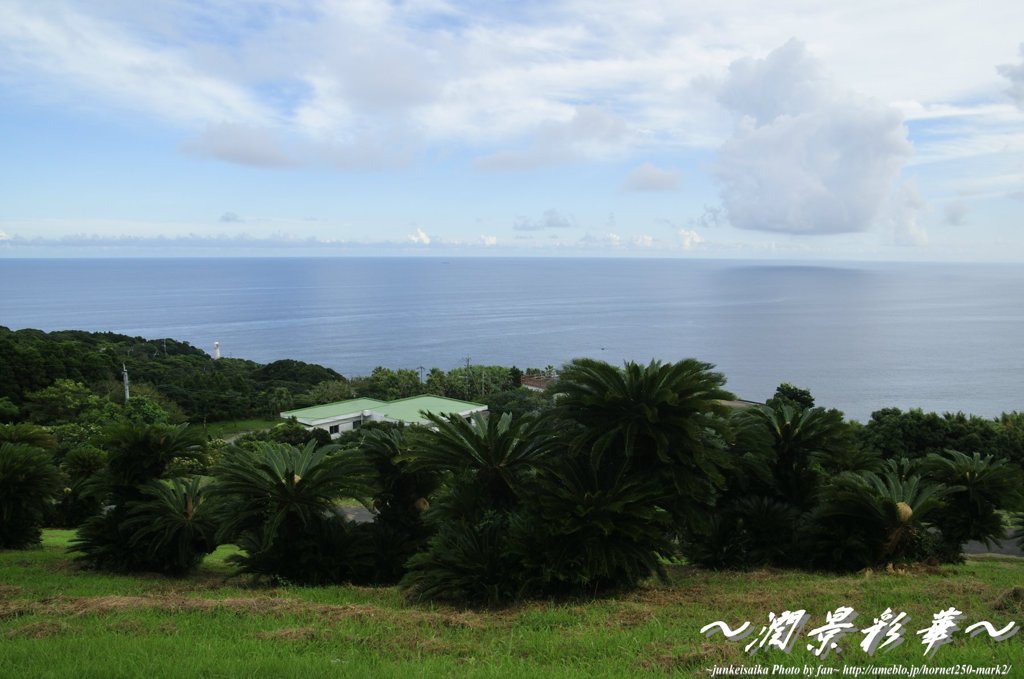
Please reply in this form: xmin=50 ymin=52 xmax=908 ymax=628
xmin=1 ymin=0 xmax=1022 ymax=260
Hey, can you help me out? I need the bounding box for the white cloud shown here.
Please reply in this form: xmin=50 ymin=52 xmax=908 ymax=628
xmin=408 ymin=227 xmax=431 ymax=244
xmin=0 ymin=2 xmax=272 ymax=127
xmin=888 ymin=182 xmax=928 ymax=247
xmin=715 ymin=40 xmax=912 ymax=235
xmin=0 ymin=231 xmax=9 ymax=242
xmin=513 ymin=209 xmax=576 ymax=231
xmin=718 ymin=39 xmax=830 ymax=125
xmin=632 ymin=234 xmax=654 ymax=247
xmin=475 ymin=106 xmax=630 ymax=170
xmin=219 ymin=211 xmax=243 ymax=223
xmin=622 ymin=162 xmax=680 ymax=192
xmin=479 ymin=235 xmax=497 ymax=247
xmin=678 ymin=229 xmax=704 ymax=250
xmin=3 ymin=1 xmax=1022 ymax=174
xmin=997 ymin=43 xmax=1024 ymax=109
xmin=579 ymin=232 xmax=621 ymax=247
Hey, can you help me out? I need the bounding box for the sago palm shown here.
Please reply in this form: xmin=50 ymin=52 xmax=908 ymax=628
xmin=0 ymin=423 xmax=57 ymax=451
xmin=71 ymin=422 xmax=207 ymax=572
xmin=209 ymin=441 xmax=375 ymax=583
xmin=548 ymin=358 xmax=734 ymax=530
xmin=400 ymin=412 xmax=552 ymax=603
xmin=809 ymin=460 xmax=948 ymax=570
xmin=100 ymin=422 xmax=206 ymax=491
xmin=121 ymin=477 xmax=217 ymax=575
xmin=0 ymin=442 xmax=61 ymax=548
xmin=352 ymin=425 xmax=440 ymax=583
xmin=410 ymin=411 xmax=551 ymax=512
xmin=512 ymin=450 xmax=675 ymax=594
xmin=922 ymin=449 xmax=1024 ymax=558
xmin=733 ymin=404 xmax=850 ymax=509
xmin=551 ymin=358 xmax=732 ymax=464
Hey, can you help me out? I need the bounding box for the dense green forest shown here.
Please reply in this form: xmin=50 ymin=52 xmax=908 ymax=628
xmin=2 ymin=327 xmax=1024 ymax=605
xmin=0 ymin=326 xmax=541 ymax=425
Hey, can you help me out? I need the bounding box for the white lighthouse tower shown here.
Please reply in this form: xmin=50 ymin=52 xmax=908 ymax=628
xmin=213 ymin=341 xmax=221 ymax=359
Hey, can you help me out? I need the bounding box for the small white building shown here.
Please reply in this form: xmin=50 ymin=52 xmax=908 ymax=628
xmin=281 ymin=395 xmax=488 ymax=438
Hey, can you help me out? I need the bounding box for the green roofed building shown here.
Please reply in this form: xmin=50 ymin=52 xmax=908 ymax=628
xmin=280 ymin=395 xmax=488 ymax=438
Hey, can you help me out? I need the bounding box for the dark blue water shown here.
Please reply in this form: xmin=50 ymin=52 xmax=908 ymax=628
xmin=1 ymin=257 xmax=1021 ymax=422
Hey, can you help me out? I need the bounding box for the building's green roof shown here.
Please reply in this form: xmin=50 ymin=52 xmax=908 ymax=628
xmin=377 ymin=395 xmax=487 ymax=424
xmin=281 ymin=395 xmax=487 ymax=425
xmin=281 ymin=398 xmax=387 ymax=422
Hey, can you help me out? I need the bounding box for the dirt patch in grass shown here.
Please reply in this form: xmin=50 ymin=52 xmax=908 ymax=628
xmin=6 ymin=620 xmax=71 ymax=639
xmin=106 ymin=619 xmax=179 ymax=635
xmin=992 ymin=587 xmax=1024 ymax=614
xmin=346 ymin=629 xmax=474 ymax=658
xmin=8 ymin=593 xmax=490 ymax=633
xmin=605 ymin=603 xmax=657 ymax=628
xmin=0 ymin=601 xmax=35 ymax=620
xmin=256 ymin=626 xmax=325 ymax=642
xmin=0 ymin=584 xmax=21 ymax=599
xmin=638 ymin=641 xmax=740 ymax=673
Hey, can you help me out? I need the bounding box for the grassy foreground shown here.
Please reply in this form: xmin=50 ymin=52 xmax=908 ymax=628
xmin=1 ymin=531 xmax=1022 ymax=678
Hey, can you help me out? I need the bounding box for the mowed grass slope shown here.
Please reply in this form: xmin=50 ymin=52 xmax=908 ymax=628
xmin=1 ymin=531 xmax=1022 ymax=678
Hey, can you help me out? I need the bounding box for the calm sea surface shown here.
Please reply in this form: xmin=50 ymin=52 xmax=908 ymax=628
xmin=1 ymin=257 xmax=1021 ymax=422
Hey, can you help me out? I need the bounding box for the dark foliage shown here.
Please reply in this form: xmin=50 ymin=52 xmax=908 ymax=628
xmin=858 ymin=408 xmax=1001 ymax=461
xmin=512 ymin=451 xmax=675 ymax=594
xmin=234 ymin=419 xmax=332 ymax=448
xmin=399 ymin=412 xmax=552 ymax=604
xmin=0 ymin=327 xmax=341 ymax=423
xmin=549 ymin=358 xmax=734 ymax=532
xmin=0 ymin=442 xmax=61 ymax=548
xmin=121 ymin=477 xmax=217 ymax=575
xmin=806 ymin=461 xmax=947 ymax=571
xmin=71 ymin=423 xmax=209 ymax=573
xmin=50 ymin=445 xmax=107 ymax=527
xmin=922 ymin=449 xmax=1024 ymax=561
xmin=208 ymin=441 xmax=375 ymax=584
xmin=351 ymin=425 xmax=440 ymax=583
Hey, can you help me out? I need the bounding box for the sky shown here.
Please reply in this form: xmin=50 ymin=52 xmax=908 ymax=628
xmin=1 ymin=0 xmax=1022 ymax=260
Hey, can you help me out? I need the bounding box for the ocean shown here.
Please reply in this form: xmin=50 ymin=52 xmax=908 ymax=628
xmin=1 ymin=257 xmax=1021 ymax=422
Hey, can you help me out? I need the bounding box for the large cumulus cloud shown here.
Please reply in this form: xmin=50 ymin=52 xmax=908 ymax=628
xmin=715 ymin=40 xmax=912 ymax=235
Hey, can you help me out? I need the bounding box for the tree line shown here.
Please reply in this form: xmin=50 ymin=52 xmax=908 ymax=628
xmin=2 ymin=356 xmax=1023 ymax=606
xmin=0 ymin=326 xmax=546 ymax=425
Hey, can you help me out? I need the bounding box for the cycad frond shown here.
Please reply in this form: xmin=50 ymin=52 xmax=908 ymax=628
xmin=121 ymin=477 xmax=216 ymax=575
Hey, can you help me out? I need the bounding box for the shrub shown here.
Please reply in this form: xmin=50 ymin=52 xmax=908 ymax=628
xmin=71 ymin=422 xmax=208 ymax=573
xmin=0 ymin=442 xmax=61 ymax=548
xmin=209 ymin=441 xmax=375 ymax=584
xmin=121 ymin=477 xmax=217 ymax=575
xmin=351 ymin=425 xmax=440 ymax=584
xmin=922 ymin=449 xmax=1024 ymax=561
xmin=399 ymin=412 xmax=551 ymax=604
xmin=512 ymin=451 xmax=674 ymax=595
xmin=805 ymin=461 xmax=947 ymax=571
xmin=50 ymin=445 xmax=107 ymax=528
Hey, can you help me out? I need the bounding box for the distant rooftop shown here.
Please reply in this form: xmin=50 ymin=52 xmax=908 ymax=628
xmin=520 ymin=374 xmax=557 ymax=391
xmin=281 ymin=395 xmax=487 ymax=426
xmin=281 ymin=398 xmax=386 ymax=423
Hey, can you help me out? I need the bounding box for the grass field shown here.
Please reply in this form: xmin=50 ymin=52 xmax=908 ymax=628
xmin=2 ymin=531 xmax=1022 ymax=678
